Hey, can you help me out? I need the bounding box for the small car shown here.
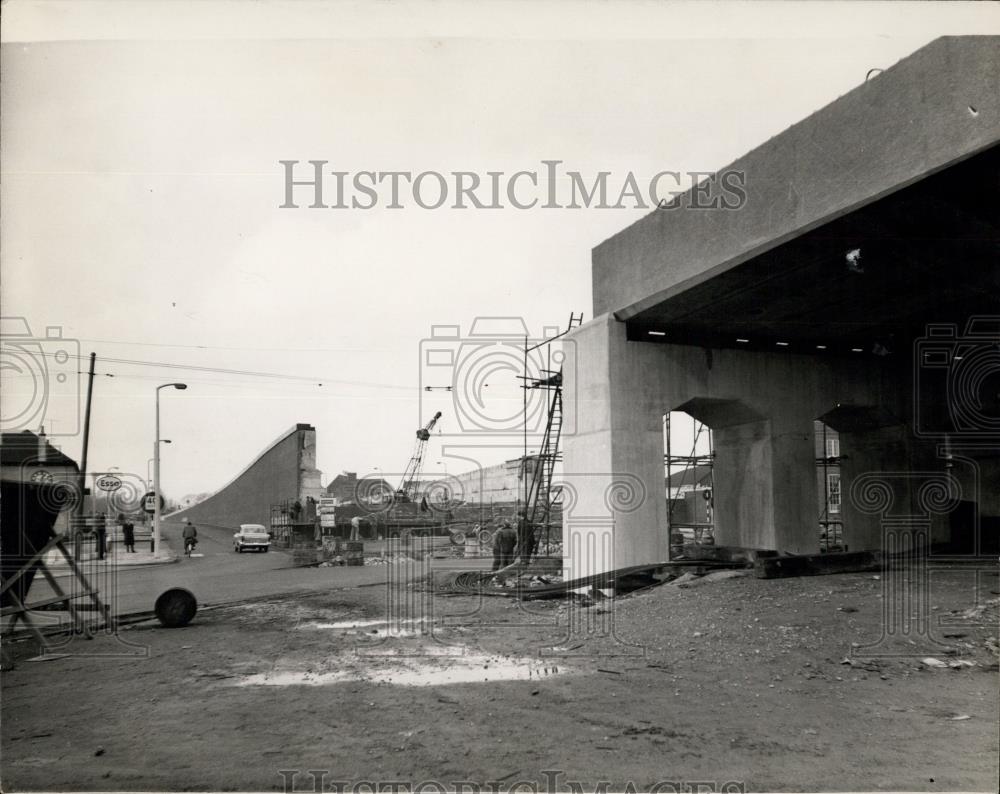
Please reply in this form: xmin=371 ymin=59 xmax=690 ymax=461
xmin=233 ymin=523 xmax=270 ymax=553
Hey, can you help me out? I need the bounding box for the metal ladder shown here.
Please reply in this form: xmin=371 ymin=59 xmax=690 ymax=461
xmin=525 ymin=312 xmax=583 ymax=551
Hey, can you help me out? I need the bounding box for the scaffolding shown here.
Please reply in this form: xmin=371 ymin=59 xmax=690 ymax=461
xmin=519 ymin=311 xmax=583 ymax=557
xmin=269 ymin=498 xmax=315 ymax=549
xmin=664 ymin=412 xmax=715 ymax=554
xmin=817 ymin=421 xmax=844 ymax=553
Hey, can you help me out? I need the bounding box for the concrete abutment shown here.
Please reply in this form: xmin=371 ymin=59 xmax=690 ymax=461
xmin=562 ymin=314 xmax=928 ymax=576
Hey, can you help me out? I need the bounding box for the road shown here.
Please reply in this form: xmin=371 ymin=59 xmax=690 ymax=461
xmin=26 ymin=520 xmax=403 ymax=618
xmin=5 ymin=566 xmax=996 ymax=791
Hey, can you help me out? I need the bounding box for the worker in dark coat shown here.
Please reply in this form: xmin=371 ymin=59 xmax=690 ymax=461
xmin=491 ymin=521 xmax=518 ymax=571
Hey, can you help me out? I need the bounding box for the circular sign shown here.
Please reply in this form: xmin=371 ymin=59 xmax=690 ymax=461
xmin=143 ymin=490 xmax=164 ymax=514
xmin=702 ymin=489 xmax=713 ymax=501
xmin=97 ymin=474 xmax=123 ymax=492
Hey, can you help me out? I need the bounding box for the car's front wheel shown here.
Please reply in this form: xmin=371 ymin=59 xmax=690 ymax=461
xmin=235 ymin=545 xmax=242 ymax=553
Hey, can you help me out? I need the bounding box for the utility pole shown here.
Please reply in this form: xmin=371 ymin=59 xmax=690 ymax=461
xmin=153 ymin=383 xmax=187 ymax=557
xmin=74 ymin=353 xmax=96 ymax=558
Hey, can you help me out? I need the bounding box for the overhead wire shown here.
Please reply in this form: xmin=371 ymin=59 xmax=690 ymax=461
xmin=37 ymin=350 xmax=411 ymax=391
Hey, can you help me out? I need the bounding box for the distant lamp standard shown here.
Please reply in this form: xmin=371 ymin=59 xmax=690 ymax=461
xmin=147 ymin=442 xmax=170 ymax=489
xmin=153 ymin=383 xmax=187 ymax=556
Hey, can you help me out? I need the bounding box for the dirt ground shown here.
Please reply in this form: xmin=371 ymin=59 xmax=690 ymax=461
xmin=2 ymin=563 xmax=998 ymax=792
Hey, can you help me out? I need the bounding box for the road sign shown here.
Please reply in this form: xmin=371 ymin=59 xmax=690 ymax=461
xmin=143 ymin=490 xmax=164 ymax=514
xmin=96 ymin=474 xmax=123 ymax=492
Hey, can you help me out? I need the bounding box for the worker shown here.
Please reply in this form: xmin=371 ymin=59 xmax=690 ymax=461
xmin=515 ymin=509 xmax=536 ymax=565
xmin=492 ymin=521 xmax=517 ymax=571
xmin=350 ymin=515 xmax=361 ymax=541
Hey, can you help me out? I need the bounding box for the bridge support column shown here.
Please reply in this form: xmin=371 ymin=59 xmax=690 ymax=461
xmin=562 ymin=315 xmax=667 ymax=579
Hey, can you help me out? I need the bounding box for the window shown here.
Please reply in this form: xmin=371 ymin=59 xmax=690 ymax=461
xmin=827 ymin=473 xmax=842 ymax=514
xmin=826 ymin=437 xmax=840 ymax=459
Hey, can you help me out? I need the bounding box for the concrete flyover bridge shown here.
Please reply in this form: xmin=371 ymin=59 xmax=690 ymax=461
xmin=167 ymin=423 xmax=323 ymax=531
xmin=562 ymin=36 xmax=1000 ymax=577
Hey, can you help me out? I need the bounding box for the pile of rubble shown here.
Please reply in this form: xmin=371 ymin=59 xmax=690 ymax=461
xmin=488 ymin=573 xmax=564 ymax=588
xmin=363 ymin=554 xmax=417 ymax=566
xmin=314 ymin=554 xmax=418 ymax=567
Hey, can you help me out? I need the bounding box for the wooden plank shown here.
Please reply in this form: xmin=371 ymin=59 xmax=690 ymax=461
xmin=674 ymin=545 xmax=773 ymax=564
xmin=0 ymin=590 xmax=96 ymax=616
xmin=754 ymin=550 xmax=882 ymax=579
xmin=0 ymin=534 xmax=62 ymax=596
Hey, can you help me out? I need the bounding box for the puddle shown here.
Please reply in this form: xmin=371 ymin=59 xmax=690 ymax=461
xmin=297 ymin=618 xmax=434 ymax=638
xmin=232 ymin=655 xmax=570 ymax=688
xmin=302 ymin=619 xmax=389 ymax=629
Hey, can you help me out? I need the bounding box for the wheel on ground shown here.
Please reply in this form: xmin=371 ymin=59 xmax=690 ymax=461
xmin=154 ymin=588 xmax=198 ymax=628
xmin=236 ymin=545 xmax=242 ymax=553
xmin=262 ymin=546 xmax=269 ymax=553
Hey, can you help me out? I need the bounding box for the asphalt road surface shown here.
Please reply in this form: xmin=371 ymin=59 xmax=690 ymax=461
xmin=27 ymin=520 xmax=398 ymax=618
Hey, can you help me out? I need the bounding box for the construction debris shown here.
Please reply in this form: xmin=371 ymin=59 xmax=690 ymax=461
xmin=670 ymin=569 xmax=751 ymax=588
xmin=754 ymin=550 xmax=882 ymax=579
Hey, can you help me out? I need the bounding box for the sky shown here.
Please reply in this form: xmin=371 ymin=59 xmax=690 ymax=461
xmin=3 ymin=1 xmax=999 ymax=501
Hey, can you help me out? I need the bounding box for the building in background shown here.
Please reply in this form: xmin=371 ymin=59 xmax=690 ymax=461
xmin=0 ymin=429 xmax=79 ymax=534
xmin=325 ymin=471 xmax=394 ymax=506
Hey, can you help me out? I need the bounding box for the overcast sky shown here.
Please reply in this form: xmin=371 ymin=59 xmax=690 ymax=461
xmin=3 ymin=1 xmax=998 ymax=501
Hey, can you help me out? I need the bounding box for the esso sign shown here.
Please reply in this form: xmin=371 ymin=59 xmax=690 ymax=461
xmin=96 ymin=475 xmax=123 ymax=492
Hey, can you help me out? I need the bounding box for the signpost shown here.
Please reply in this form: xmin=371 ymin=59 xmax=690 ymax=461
xmin=143 ymin=491 xmax=164 ymax=515
xmin=318 ymin=496 xmax=337 ymax=528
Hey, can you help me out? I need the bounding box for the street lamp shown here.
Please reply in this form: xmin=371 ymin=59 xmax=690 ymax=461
xmin=154 ymin=383 xmax=187 ymax=556
xmin=147 ymin=441 xmax=171 ymax=488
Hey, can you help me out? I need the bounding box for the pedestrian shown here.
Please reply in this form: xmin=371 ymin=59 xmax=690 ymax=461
xmin=122 ymin=518 xmax=136 ymax=552
xmin=95 ymin=514 xmax=107 ymax=561
xmin=492 ymin=521 xmax=517 ymax=571
xmin=350 ymin=515 xmax=361 ymax=542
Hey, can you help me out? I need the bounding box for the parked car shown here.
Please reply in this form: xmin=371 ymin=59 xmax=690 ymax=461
xmin=233 ymin=523 xmax=270 ymax=553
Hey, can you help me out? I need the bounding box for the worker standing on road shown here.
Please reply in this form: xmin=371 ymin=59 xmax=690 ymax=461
xmin=350 ymin=515 xmax=361 ymax=542
xmin=492 ymin=521 xmax=518 ymax=571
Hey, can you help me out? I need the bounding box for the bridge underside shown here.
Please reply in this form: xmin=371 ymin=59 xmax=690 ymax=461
xmin=624 ymin=144 xmax=1000 ymax=354
xmin=562 ymin=38 xmax=1000 ymax=577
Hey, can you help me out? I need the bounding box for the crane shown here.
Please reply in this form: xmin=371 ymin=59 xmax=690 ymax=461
xmin=397 ymin=411 xmax=442 ymax=502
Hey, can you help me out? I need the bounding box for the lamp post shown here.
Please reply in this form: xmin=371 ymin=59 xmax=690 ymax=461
xmin=147 ymin=443 xmax=170 ymax=489
xmin=154 ymin=383 xmax=187 ymax=556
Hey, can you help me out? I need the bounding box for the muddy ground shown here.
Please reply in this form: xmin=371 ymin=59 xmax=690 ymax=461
xmin=2 ymin=564 xmax=998 ymax=792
